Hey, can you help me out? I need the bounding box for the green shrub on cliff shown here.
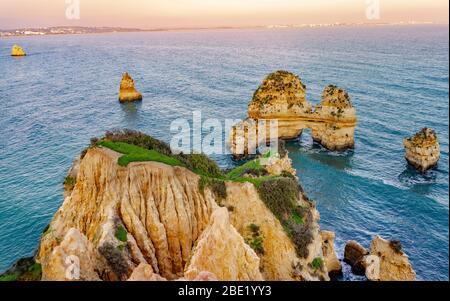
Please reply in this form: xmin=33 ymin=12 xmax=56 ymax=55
xmin=246 ymin=223 xmax=264 ymax=255
xmin=199 ymin=176 xmax=227 ymax=201
xmin=311 ymin=257 xmax=324 ymax=270
xmin=64 ymin=175 xmax=76 ymax=190
xmin=115 ymin=225 xmax=128 ymax=243
xmin=0 ymin=258 xmax=42 ymax=281
xmin=257 ymin=177 xmax=313 ymax=259
xmin=98 ymin=242 xmax=129 ymax=279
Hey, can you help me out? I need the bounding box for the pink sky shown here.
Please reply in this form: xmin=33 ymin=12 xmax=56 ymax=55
xmin=0 ymin=0 xmax=448 ymax=29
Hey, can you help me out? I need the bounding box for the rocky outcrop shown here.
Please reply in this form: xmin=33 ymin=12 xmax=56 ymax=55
xmin=185 ymin=208 xmax=263 ymax=281
xmin=344 ymin=240 xmax=369 ymax=275
xmin=36 ymin=142 xmax=330 ymax=281
xmin=221 ymin=181 xmax=329 ymax=281
xmin=368 ymin=236 xmax=416 ymax=281
xmin=42 ymin=228 xmax=100 ymax=281
xmin=230 ymin=71 xmax=357 ymax=158
xmin=127 ymin=263 xmax=166 ymax=281
xmin=404 ymin=128 xmax=440 ymax=173
xmin=345 ymin=237 xmax=416 ymax=281
xmin=118 ymin=73 xmax=143 ymax=102
xmin=264 ymin=153 xmax=296 ymax=177
xmin=11 ymin=44 xmax=26 ymax=56
xmin=321 ymin=231 xmax=342 ymax=276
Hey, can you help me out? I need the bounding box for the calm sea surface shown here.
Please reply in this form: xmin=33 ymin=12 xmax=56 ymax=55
xmin=0 ymin=26 xmax=448 ymax=280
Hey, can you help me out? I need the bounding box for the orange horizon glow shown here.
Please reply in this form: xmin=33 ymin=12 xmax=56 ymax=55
xmin=0 ymin=0 xmax=448 ymax=29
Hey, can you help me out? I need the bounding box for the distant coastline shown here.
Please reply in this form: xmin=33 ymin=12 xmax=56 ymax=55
xmin=0 ymin=21 xmax=444 ymax=38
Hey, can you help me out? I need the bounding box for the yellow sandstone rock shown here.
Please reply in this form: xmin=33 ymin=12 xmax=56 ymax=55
xmin=11 ymin=44 xmax=26 ymax=56
xmin=321 ymin=231 xmax=342 ymax=276
xmin=403 ymin=128 xmax=440 ymax=173
xmin=118 ymin=72 xmax=143 ymax=102
xmin=367 ymin=236 xmax=416 ymax=281
xmin=36 ymin=143 xmax=331 ymax=281
xmin=230 ymin=71 xmax=357 ymax=158
xmin=41 ymin=228 xmax=100 ymax=281
xmin=185 ymin=208 xmax=263 ymax=281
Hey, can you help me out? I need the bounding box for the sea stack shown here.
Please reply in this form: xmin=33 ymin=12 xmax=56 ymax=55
xmin=11 ymin=44 xmax=26 ymax=56
xmin=344 ymin=237 xmax=416 ymax=281
xmin=229 ymin=71 xmax=357 ymax=158
xmin=403 ymin=128 xmax=440 ymax=173
xmin=118 ymin=72 xmax=143 ymax=103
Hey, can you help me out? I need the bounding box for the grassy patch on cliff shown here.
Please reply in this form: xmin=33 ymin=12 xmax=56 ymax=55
xmin=0 ymin=258 xmax=42 ymax=281
xmin=98 ymin=141 xmax=184 ymax=167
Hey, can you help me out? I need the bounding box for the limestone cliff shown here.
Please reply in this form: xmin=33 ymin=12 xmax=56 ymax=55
xmin=118 ymin=72 xmax=143 ymax=102
xmin=11 ymin=44 xmax=26 ymax=56
xmin=403 ymin=128 xmax=440 ymax=173
xmin=36 ymin=137 xmax=333 ymax=281
xmin=230 ymin=71 xmax=357 ymax=158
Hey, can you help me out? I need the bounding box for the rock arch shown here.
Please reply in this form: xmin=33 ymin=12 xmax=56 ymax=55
xmin=230 ymin=71 xmax=357 ymax=158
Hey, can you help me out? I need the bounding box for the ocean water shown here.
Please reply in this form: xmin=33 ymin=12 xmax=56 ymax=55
xmin=0 ymin=25 xmax=448 ymax=280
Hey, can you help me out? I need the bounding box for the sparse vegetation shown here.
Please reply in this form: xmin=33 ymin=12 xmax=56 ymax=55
xmin=246 ymin=223 xmax=264 ymax=255
xmin=311 ymin=257 xmax=324 ymax=270
xmin=257 ymin=177 xmax=314 ymax=258
xmin=63 ymin=175 xmax=76 ymax=190
xmin=0 ymin=258 xmax=42 ymax=281
xmin=115 ymin=225 xmax=128 ymax=243
xmin=199 ymin=176 xmax=227 ymax=201
xmin=98 ymin=242 xmax=129 ymax=279
xmin=389 ymin=240 xmax=403 ymax=254
xmin=42 ymin=224 xmax=51 ymax=237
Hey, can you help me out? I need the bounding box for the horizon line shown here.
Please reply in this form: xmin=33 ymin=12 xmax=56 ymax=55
xmin=1 ymin=20 xmax=448 ymax=33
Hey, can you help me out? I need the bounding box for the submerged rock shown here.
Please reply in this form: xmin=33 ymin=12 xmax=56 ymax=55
xmin=404 ymin=128 xmax=440 ymax=173
xmin=118 ymin=72 xmax=143 ymax=102
xmin=230 ymin=71 xmax=357 ymax=158
xmin=11 ymin=44 xmax=26 ymax=56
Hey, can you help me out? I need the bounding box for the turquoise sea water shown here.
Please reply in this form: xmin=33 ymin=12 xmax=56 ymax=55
xmin=0 ymin=25 xmax=448 ymax=280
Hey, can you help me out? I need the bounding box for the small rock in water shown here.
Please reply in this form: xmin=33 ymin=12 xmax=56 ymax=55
xmin=118 ymin=72 xmax=143 ymax=102
xmin=11 ymin=44 xmax=26 ymax=56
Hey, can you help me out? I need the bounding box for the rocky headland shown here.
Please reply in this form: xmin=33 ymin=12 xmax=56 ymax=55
xmin=403 ymin=128 xmax=440 ymax=173
xmin=0 ymin=129 xmax=418 ymax=282
xmin=230 ymin=71 xmax=357 ymax=158
xmin=119 ymin=73 xmax=143 ymax=103
xmin=11 ymin=44 xmax=26 ymax=56
xmin=5 ymin=130 xmax=340 ymax=281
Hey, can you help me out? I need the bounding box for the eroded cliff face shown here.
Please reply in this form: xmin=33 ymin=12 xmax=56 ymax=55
xmin=38 ymin=147 xmax=216 ymax=280
xmin=230 ymin=71 xmax=357 ymax=158
xmin=37 ymin=146 xmax=332 ymax=281
xmin=403 ymin=128 xmax=440 ymax=173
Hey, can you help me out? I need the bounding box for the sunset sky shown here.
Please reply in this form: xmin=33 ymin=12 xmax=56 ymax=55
xmin=0 ymin=0 xmax=448 ymax=29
